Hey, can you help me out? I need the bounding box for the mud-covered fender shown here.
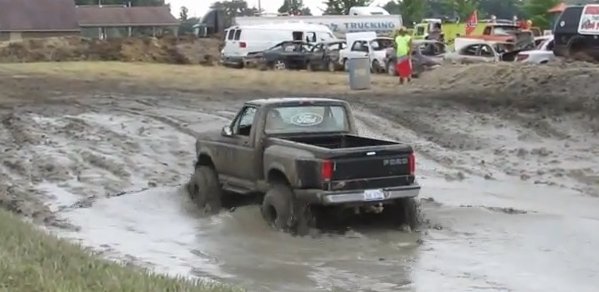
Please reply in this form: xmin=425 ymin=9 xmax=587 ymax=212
xmin=194 ymin=141 xmax=217 ymax=169
xmin=263 ymin=144 xmax=316 ymax=187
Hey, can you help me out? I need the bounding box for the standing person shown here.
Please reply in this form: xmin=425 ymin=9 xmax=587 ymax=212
xmin=394 ymin=27 xmax=413 ymax=85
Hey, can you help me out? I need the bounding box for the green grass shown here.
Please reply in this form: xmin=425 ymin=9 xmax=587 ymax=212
xmin=0 ymin=209 xmax=241 ymax=292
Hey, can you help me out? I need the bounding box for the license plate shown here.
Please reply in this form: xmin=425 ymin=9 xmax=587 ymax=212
xmin=363 ymin=189 xmax=385 ymax=201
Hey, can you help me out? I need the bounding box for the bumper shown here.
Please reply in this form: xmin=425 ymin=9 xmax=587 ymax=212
xmin=220 ymin=56 xmax=244 ymax=68
xmin=295 ymin=183 xmax=421 ymax=206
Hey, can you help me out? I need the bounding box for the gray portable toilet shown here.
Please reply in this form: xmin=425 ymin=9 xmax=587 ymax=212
xmin=347 ymin=57 xmax=371 ymax=90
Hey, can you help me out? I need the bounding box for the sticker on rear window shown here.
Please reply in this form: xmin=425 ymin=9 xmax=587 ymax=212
xmin=289 ymin=112 xmax=323 ymax=126
xmin=579 ymin=4 xmax=599 ymax=35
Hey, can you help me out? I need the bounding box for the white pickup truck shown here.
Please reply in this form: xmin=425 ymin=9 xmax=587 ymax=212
xmin=338 ymin=32 xmax=394 ymax=73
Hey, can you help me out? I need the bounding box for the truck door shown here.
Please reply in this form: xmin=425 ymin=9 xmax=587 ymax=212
xmin=225 ymin=105 xmax=261 ymax=184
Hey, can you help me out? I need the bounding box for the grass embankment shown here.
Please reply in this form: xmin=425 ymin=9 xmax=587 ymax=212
xmin=0 ymin=209 xmax=239 ymax=292
xmin=0 ymin=61 xmax=397 ymax=94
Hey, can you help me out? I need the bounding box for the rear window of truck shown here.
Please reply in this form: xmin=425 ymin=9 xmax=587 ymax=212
xmin=265 ymin=105 xmax=349 ymax=134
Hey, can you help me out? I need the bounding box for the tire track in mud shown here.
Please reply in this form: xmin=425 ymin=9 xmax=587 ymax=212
xmin=353 ymin=101 xmax=599 ymax=197
xmin=0 ymin=99 xmax=236 ymax=228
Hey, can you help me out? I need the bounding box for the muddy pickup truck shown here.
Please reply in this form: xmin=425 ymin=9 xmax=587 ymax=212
xmin=187 ymin=97 xmax=420 ymax=234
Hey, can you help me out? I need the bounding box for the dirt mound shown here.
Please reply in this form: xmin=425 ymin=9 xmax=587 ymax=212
xmin=415 ymin=62 xmax=599 ymax=117
xmin=0 ymin=36 xmax=222 ymax=65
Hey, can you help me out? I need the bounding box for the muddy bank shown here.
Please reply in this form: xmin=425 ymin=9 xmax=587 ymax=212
xmin=0 ymin=88 xmax=598 ymax=291
xmin=412 ymin=62 xmax=599 ymax=118
xmin=0 ymin=36 xmax=221 ymax=65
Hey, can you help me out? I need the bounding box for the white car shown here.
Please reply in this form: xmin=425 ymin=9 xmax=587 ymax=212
xmin=339 ymin=37 xmax=394 ymax=72
xmin=515 ymin=35 xmax=555 ymax=64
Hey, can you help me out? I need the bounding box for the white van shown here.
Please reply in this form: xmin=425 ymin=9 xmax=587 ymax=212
xmin=220 ymin=23 xmax=338 ymax=68
xmin=348 ymin=6 xmax=390 ymax=16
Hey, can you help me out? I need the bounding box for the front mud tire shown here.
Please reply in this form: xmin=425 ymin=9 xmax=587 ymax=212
xmin=187 ymin=166 xmax=224 ymax=215
xmin=261 ymin=184 xmax=314 ymax=236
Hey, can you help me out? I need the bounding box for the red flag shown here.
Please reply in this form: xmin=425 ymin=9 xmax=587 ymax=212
xmin=465 ymin=10 xmax=478 ymax=36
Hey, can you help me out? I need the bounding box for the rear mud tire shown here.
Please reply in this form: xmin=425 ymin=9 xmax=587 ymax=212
xmin=384 ymin=197 xmax=420 ymax=231
xmin=187 ymin=166 xmax=224 ymax=215
xmin=261 ymin=184 xmax=314 ymax=236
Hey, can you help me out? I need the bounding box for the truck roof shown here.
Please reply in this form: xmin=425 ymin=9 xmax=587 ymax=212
xmin=246 ymin=97 xmax=346 ymax=106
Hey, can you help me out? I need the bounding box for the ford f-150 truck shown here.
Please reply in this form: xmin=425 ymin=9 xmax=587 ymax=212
xmin=187 ymin=97 xmax=421 ymax=234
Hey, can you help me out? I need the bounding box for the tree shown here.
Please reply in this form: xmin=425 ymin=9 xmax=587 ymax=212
xmin=521 ymin=0 xmax=559 ymax=29
xmin=322 ymin=0 xmax=372 ymax=15
xmin=75 ymin=0 xmax=166 ymax=6
xmin=279 ymin=0 xmax=312 ymax=15
xmin=211 ymin=0 xmax=260 ymax=27
xmin=180 ymin=6 xmax=189 ymax=20
xmin=478 ymin=0 xmax=522 ymax=19
xmin=177 ymin=6 xmax=196 ymax=35
xmin=441 ymin=0 xmax=479 ymax=20
xmin=383 ymin=0 xmax=427 ymax=27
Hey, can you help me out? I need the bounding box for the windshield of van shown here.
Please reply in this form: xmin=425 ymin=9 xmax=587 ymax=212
xmin=264 ymin=105 xmax=349 ymax=134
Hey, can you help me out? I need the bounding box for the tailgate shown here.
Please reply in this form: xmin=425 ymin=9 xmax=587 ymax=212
xmin=327 ymin=149 xmax=415 ymax=181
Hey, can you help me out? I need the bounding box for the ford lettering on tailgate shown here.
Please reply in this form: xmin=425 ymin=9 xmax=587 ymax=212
xmin=383 ymin=157 xmax=408 ymax=166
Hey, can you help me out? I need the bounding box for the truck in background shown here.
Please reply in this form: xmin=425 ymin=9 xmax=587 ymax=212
xmin=196 ymin=6 xmax=402 ymax=38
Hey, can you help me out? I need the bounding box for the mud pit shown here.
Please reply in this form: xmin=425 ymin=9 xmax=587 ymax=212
xmin=1 ymin=65 xmax=598 ymax=292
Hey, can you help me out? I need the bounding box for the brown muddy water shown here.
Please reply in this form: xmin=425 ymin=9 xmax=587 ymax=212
xmin=1 ymin=94 xmax=598 ymax=292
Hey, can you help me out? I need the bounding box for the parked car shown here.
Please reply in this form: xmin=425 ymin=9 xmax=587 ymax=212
xmin=384 ymin=40 xmax=443 ymax=77
xmin=247 ymin=41 xmax=315 ymax=70
xmin=339 ymin=37 xmax=394 ymax=73
xmin=306 ymin=40 xmax=347 ymax=72
xmin=515 ymin=35 xmax=556 ymax=64
xmin=220 ymin=23 xmax=337 ymax=68
xmin=553 ymin=4 xmax=599 ymax=61
xmin=443 ymin=40 xmax=520 ymax=63
xmin=187 ymin=97 xmax=421 ymax=235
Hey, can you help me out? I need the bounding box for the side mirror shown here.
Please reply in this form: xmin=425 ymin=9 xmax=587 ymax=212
xmin=221 ymin=126 xmax=232 ymax=136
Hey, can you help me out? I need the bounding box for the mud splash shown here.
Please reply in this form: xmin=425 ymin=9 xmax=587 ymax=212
xmin=1 ymin=96 xmax=598 ymax=292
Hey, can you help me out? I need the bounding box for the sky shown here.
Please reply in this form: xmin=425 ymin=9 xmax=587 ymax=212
xmin=166 ymin=0 xmax=327 ymax=18
xmin=165 ymin=0 xmax=391 ymax=18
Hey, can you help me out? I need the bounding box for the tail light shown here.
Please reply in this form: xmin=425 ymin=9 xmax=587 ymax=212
xmin=516 ymin=54 xmax=529 ymax=61
xmin=239 ymin=42 xmax=247 ymax=48
xmin=408 ymin=152 xmax=415 ymax=175
xmin=321 ymin=160 xmax=333 ymax=182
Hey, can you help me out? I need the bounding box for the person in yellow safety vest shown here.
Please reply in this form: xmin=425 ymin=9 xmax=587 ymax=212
xmin=394 ymin=27 xmax=413 ymax=85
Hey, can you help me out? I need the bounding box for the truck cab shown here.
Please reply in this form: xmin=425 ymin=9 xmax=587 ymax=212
xmin=188 ymin=98 xmax=420 ymax=234
xmin=553 ymin=4 xmax=599 ymax=61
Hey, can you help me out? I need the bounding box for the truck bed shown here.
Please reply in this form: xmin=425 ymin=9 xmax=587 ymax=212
xmin=283 ymin=134 xmax=397 ymax=149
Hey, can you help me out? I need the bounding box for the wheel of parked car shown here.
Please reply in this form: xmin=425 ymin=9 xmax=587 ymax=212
xmin=383 ymin=198 xmax=420 ymax=231
xmin=187 ymin=165 xmax=225 ymax=215
xmin=386 ymin=61 xmax=396 ymax=76
xmin=371 ymin=60 xmax=381 ymax=73
xmin=273 ymin=60 xmax=287 ymax=70
xmin=342 ymin=58 xmax=349 ymax=72
xmin=327 ymin=61 xmax=337 ymax=72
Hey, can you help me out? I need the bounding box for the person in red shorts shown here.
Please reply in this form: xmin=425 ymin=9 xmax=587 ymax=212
xmin=394 ymin=27 xmax=413 ymax=84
